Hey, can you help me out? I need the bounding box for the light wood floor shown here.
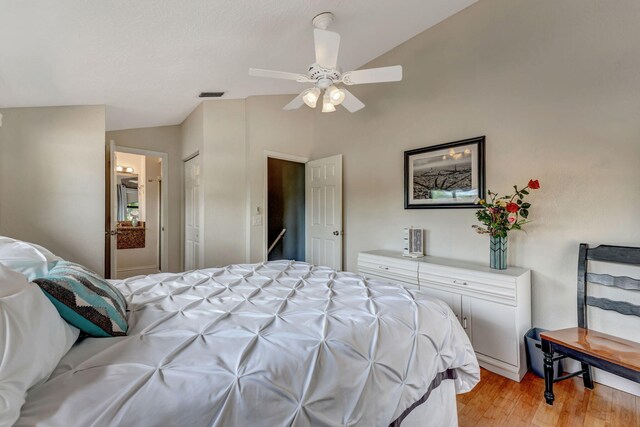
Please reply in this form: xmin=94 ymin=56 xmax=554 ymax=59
xmin=457 ymin=368 xmax=640 ymax=426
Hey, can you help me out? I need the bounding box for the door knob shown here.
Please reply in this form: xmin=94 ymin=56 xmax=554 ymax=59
xmin=333 ymin=230 xmax=339 ymax=236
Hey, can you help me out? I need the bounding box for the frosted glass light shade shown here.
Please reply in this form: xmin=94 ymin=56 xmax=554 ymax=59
xmin=322 ymin=92 xmax=336 ymax=113
xmin=326 ymin=85 xmax=345 ymax=105
xmin=302 ymin=88 xmax=321 ymax=108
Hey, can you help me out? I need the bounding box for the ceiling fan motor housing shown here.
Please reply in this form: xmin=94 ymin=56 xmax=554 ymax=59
xmin=307 ymin=63 xmax=341 ymax=89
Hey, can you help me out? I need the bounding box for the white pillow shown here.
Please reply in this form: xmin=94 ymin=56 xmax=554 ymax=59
xmin=0 ymin=263 xmax=79 ymax=427
xmin=0 ymin=236 xmax=62 ymax=280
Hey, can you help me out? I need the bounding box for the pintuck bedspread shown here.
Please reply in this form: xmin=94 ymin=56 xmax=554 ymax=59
xmin=17 ymin=261 xmax=479 ymax=427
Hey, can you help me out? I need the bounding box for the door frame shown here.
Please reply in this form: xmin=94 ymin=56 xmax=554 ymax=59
xmin=263 ymin=151 xmax=309 ymax=262
xmin=182 ymin=151 xmax=204 ymax=271
xmin=107 ymin=144 xmax=169 ymax=277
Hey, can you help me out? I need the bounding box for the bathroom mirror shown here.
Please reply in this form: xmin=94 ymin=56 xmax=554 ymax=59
xmin=117 ymin=174 xmax=140 ymax=221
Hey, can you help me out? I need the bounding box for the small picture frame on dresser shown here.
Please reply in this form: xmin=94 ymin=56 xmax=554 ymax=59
xmin=403 ymin=227 xmax=425 ymax=258
xmin=404 ymin=136 xmax=486 ymax=209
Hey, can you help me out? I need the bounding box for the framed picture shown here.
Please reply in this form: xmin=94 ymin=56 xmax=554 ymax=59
xmin=404 ymin=136 xmax=485 ymax=209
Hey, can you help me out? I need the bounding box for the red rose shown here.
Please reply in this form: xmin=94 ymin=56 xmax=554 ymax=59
xmin=528 ymin=179 xmax=540 ymax=189
xmin=506 ymin=202 xmax=519 ymax=213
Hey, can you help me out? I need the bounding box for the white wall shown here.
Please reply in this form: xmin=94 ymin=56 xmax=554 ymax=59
xmin=0 ymin=105 xmax=106 ymax=274
xmin=106 ymin=125 xmax=182 ymax=273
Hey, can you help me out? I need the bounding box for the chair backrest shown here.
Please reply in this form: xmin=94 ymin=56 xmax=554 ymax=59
xmin=578 ymin=243 xmax=640 ymax=329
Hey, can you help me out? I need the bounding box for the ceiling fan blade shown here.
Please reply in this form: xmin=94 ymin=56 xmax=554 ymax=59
xmin=341 ymin=88 xmax=365 ymax=113
xmin=314 ymin=29 xmax=340 ymax=69
xmin=249 ymin=68 xmax=307 ymax=82
xmin=283 ymin=92 xmax=305 ymax=110
xmin=342 ymin=65 xmax=403 ymax=85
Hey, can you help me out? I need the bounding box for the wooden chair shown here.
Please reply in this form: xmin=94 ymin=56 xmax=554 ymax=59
xmin=540 ymin=243 xmax=640 ymax=405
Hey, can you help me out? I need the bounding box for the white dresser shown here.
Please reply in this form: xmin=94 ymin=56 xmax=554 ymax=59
xmin=358 ymin=250 xmax=531 ymax=382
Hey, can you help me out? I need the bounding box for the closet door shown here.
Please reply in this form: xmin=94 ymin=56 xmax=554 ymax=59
xmin=464 ymin=296 xmax=518 ymax=366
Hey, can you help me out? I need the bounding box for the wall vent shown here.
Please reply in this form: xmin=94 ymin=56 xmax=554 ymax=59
xmin=199 ymin=92 xmax=225 ymax=98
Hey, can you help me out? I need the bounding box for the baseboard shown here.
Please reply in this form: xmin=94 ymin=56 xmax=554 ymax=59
xmin=476 ymin=353 xmax=525 ymax=382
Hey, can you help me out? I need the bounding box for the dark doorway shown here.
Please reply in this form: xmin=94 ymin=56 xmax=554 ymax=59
xmin=267 ymin=157 xmax=305 ymax=261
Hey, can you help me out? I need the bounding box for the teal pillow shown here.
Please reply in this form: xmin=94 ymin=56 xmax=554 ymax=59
xmin=33 ymin=261 xmax=128 ymax=337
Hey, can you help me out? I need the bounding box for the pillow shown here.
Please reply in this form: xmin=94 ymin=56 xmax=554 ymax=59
xmin=0 ymin=236 xmax=62 ymax=280
xmin=0 ymin=263 xmax=79 ymax=427
xmin=33 ymin=261 xmax=128 ymax=337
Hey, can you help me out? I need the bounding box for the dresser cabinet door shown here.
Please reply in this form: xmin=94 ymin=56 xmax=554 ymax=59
xmin=464 ymin=296 xmax=518 ymax=366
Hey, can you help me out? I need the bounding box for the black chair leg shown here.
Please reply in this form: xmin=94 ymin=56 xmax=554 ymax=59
xmin=581 ymin=363 xmax=594 ymax=389
xmin=541 ymin=339 xmax=555 ymax=405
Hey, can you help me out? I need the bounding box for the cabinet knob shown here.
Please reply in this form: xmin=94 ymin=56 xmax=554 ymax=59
xmin=378 ymin=266 xmax=389 ymax=270
xmin=463 ymin=317 xmax=468 ymax=329
xmin=453 ymin=280 xmax=468 ymax=286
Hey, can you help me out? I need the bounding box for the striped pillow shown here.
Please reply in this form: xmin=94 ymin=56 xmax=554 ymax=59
xmin=33 ymin=261 xmax=128 ymax=337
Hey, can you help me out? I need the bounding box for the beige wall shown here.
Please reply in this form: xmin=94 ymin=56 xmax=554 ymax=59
xmin=201 ymin=100 xmax=247 ymax=267
xmin=308 ymin=0 xmax=640 ymax=394
xmin=181 ymin=104 xmax=204 ymax=159
xmin=0 ymin=105 xmax=106 ymax=274
xmin=309 ymin=0 xmax=640 ymax=393
xmin=246 ymin=95 xmax=314 ymax=262
xmin=106 ymin=125 xmax=182 ymax=273
xmin=178 ymin=96 xmax=314 ymax=266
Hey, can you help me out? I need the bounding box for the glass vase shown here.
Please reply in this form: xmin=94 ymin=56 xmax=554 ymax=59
xmin=490 ymin=235 xmax=508 ymax=270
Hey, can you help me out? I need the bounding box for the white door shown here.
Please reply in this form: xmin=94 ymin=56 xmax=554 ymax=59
xmin=184 ymin=155 xmax=202 ymax=270
xmin=305 ymin=155 xmax=342 ymax=270
xmin=109 ymin=140 xmax=118 ymax=279
xmin=464 ymin=295 xmax=518 ymax=366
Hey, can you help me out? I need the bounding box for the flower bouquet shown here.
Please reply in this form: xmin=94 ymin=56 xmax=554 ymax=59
xmin=473 ymin=179 xmax=540 ymax=269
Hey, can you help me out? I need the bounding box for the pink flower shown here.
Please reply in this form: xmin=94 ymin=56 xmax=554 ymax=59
xmin=508 ymin=216 xmax=517 ymax=224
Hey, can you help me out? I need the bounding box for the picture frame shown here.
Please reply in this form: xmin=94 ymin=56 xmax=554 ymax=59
xmin=404 ymin=136 xmax=485 ymax=209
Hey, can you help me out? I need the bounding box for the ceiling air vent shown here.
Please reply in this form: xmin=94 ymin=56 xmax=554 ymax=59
xmin=199 ymin=92 xmax=225 ymax=98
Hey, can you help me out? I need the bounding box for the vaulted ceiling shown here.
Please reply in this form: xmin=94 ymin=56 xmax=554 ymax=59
xmin=0 ymin=0 xmax=477 ymax=130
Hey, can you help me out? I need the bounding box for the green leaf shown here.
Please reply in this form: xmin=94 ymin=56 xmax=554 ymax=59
xmin=521 ymin=189 xmax=529 ymax=195
xmin=521 ymin=202 xmax=531 ymax=209
xmin=521 ymin=209 xmax=529 ymax=218
xmin=517 ymin=199 xmax=522 ymax=205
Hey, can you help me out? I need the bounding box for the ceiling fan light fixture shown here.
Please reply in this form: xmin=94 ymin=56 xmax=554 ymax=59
xmin=322 ymin=93 xmax=336 ymax=113
xmin=326 ymin=85 xmax=345 ymax=105
xmin=302 ymin=88 xmax=321 ymax=108
xmin=248 ymin=13 xmax=403 ymax=114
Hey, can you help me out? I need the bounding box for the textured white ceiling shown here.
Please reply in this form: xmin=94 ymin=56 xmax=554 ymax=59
xmin=0 ymin=0 xmax=477 ymax=130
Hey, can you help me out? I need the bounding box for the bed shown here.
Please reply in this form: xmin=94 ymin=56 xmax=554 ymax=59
xmin=16 ymin=261 xmax=479 ymax=426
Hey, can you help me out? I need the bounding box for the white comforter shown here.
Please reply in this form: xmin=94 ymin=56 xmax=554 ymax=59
xmin=17 ymin=261 xmax=479 ymax=426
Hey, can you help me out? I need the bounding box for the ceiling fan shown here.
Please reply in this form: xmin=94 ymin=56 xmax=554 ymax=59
xmin=248 ymin=12 xmax=403 ymax=113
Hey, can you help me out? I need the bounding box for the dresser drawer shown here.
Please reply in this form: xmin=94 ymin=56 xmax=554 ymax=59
xmin=357 ymin=253 xmax=419 ymax=286
xmin=419 ymin=268 xmax=517 ymax=304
